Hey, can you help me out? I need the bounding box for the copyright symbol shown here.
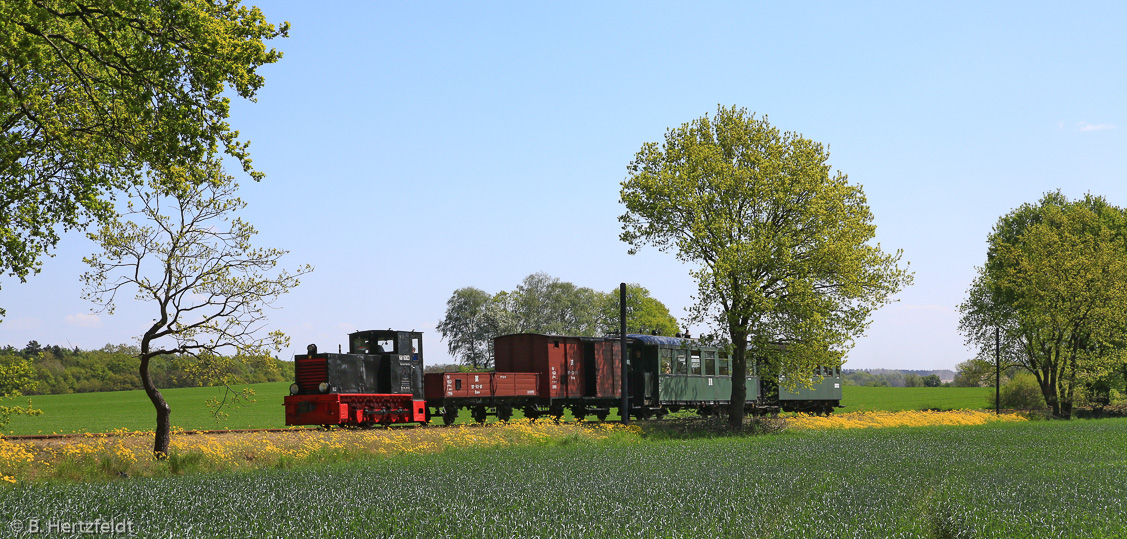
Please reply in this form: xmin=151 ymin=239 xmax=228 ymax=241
xmin=9 ymin=520 xmax=23 ymax=534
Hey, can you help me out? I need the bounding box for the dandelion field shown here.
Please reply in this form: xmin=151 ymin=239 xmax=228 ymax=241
xmin=2 ymin=417 xmax=1125 ymax=538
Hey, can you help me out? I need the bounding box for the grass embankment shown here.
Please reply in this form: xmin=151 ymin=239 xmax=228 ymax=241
xmin=3 ymin=417 xmax=1123 ymax=538
xmin=1 ymin=410 xmax=1025 ymax=483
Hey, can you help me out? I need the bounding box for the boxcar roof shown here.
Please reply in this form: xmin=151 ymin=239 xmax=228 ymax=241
xmin=626 ymin=334 xmax=695 ymax=346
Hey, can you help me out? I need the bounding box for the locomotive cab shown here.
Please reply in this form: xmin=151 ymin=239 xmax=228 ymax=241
xmin=284 ymin=329 xmax=427 ymax=427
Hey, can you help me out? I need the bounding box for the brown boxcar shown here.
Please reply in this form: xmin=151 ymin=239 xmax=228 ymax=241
xmin=494 ymin=334 xmax=586 ymax=399
xmin=423 ymin=372 xmax=489 ymax=399
xmin=493 ymin=372 xmax=539 ymax=397
xmin=587 ymin=339 xmax=622 ymax=398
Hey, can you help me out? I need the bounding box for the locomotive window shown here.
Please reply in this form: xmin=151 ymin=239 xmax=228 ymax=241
xmin=703 ymin=350 xmax=716 ymax=376
xmin=411 ymin=337 xmax=420 ymax=361
xmin=375 ymin=339 xmax=395 ymax=353
xmin=690 ymin=351 xmax=701 ymax=375
xmin=351 ymin=334 xmax=370 ymax=354
xmin=660 ymin=349 xmax=672 ymax=374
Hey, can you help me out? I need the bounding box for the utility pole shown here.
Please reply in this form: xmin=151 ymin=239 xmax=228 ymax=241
xmin=995 ymin=327 xmax=1001 ymax=415
xmin=620 ymin=283 xmax=629 ymax=425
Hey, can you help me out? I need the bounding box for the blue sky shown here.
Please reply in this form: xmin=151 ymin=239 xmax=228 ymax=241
xmin=2 ymin=2 xmax=1124 ymax=370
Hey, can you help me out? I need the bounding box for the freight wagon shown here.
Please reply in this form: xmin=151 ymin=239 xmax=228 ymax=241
xmin=284 ymin=329 xmax=842 ymax=427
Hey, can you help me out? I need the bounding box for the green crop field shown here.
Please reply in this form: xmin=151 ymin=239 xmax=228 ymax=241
xmin=4 ymin=382 xmax=293 ymax=435
xmin=4 ymin=383 xmax=1000 ymax=435
xmin=3 ymin=419 xmax=1124 ymax=538
xmin=839 ymin=386 xmax=994 ymax=412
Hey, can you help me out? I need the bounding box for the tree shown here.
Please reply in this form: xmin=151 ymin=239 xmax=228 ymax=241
xmin=952 ymin=358 xmax=995 ymax=387
xmin=619 ymin=105 xmax=912 ymax=428
xmin=0 ymin=0 xmax=288 ymax=316
xmin=922 ymin=374 xmax=942 ymax=388
xmin=904 ymin=373 xmax=924 ymax=387
xmin=81 ymin=166 xmax=311 ymax=457
xmin=0 ymin=352 xmax=41 ymax=428
xmin=509 ymin=272 xmax=601 ymax=337
xmin=959 ymin=192 xmax=1127 ymax=418
xmin=436 ymin=287 xmax=494 ymax=369
xmin=595 ymin=283 xmax=680 ymax=336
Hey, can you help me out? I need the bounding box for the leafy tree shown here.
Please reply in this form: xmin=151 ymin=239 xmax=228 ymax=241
xmin=81 ymin=167 xmax=310 ymax=457
xmin=436 ymin=287 xmax=495 ymax=369
xmin=952 ymin=358 xmax=995 ymax=387
xmin=596 ymin=283 xmax=680 ymax=336
xmin=0 ymin=0 xmax=288 ymax=316
xmin=510 ymin=272 xmax=601 ymax=337
xmin=904 ymin=373 xmax=924 ymax=387
xmin=922 ymin=374 xmax=942 ymax=388
xmin=959 ymin=192 xmax=1127 ymax=418
xmin=0 ymin=353 xmax=41 ymax=428
xmin=619 ymin=105 xmax=912 ymax=427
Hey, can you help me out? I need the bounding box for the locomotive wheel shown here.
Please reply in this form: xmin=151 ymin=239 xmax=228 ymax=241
xmin=442 ymin=405 xmax=458 ymax=426
xmin=471 ymin=406 xmax=488 ymax=424
xmin=497 ymin=406 xmax=513 ymax=422
xmin=573 ymin=406 xmax=587 ymax=422
xmin=548 ymin=405 xmax=564 ymax=423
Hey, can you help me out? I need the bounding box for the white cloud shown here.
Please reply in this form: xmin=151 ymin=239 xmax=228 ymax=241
xmin=1 ymin=317 xmax=43 ymax=331
xmin=65 ymin=313 xmax=102 ymax=328
xmin=1077 ymin=122 xmax=1116 ymax=132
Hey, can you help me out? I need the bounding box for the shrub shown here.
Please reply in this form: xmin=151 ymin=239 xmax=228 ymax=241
xmin=988 ymin=372 xmax=1046 ymax=411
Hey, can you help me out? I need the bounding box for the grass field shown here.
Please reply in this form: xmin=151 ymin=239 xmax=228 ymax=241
xmin=3 ymin=384 xmax=999 ymax=435
xmin=4 ymin=382 xmax=292 ymax=435
xmin=3 ymin=418 xmax=1123 ymax=538
xmin=838 ymin=385 xmax=994 ymax=412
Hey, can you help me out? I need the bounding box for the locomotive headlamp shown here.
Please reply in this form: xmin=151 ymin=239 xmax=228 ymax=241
xmin=318 ymin=382 xmax=331 ymax=393
xmin=289 ymin=383 xmax=300 ymax=396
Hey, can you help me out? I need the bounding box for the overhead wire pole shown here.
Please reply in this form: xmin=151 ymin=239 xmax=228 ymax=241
xmin=995 ymin=327 xmax=1001 ymax=415
xmin=620 ymin=283 xmax=629 ymax=425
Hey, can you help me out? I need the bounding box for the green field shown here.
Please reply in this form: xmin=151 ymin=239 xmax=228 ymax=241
xmin=3 ymin=419 xmax=1124 ymax=537
xmin=4 ymin=382 xmax=292 ymax=435
xmin=3 ymin=384 xmax=999 ymax=435
xmin=839 ymin=385 xmax=994 ymax=412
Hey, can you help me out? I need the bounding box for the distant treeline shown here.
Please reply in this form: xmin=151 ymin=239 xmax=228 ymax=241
xmin=842 ymin=369 xmax=957 ymax=388
xmin=2 ymin=341 xmax=294 ymax=395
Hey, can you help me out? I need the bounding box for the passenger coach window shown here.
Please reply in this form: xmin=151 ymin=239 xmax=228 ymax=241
xmin=719 ymin=351 xmax=729 ymax=376
xmin=660 ymin=349 xmax=672 ymax=374
xmin=674 ymin=350 xmax=688 ymax=374
xmin=703 ymin=350 xmax=716 ymax=376
xmin=690 ymin=350 xmax=701 ymax=375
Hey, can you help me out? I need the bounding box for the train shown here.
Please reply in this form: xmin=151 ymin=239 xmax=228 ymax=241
xmin=283 ymin=329 xmax=843 ymax=427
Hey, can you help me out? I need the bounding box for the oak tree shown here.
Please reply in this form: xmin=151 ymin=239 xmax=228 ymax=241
xmin=0 ymin=0 xmax=288 ymax=315
xmin=82 ymin=165 xmax=310 ymax=457
xmin=596 ymin=283 xmax=680 ymax=336
xmin=959 ymin=192 xmax=1127 ymax=418
xmin=619 ymin=105 xmax=912 ymax=427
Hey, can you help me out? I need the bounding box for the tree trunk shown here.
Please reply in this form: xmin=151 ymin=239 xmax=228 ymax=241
xmin=728 ymin=333 xmax=748 ymax=429
xmin=139 ymin=354 xmax=172 ymax=458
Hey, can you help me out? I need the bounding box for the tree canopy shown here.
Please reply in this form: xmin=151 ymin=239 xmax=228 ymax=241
xmin=437 ymin=274 xmax=680 ymax=368
xmin=620 ymin=105 xmax=912 ymax=427
xmin=959 ymin=191 xmax=1127 ymax=418
xmin=0 ymin=0 xmax=288 ymax=314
